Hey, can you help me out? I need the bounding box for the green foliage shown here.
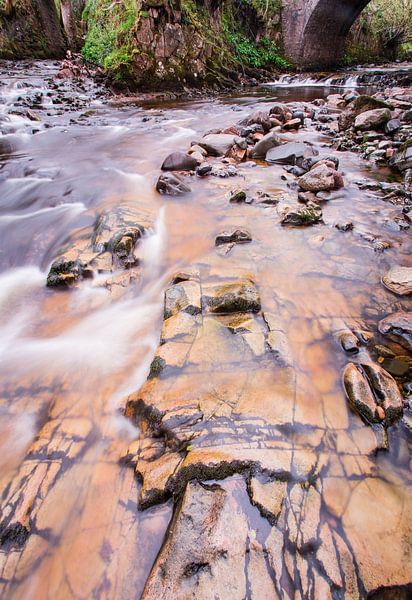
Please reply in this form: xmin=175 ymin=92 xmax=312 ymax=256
xmin=347 ymin=0 xmax=412 ymax=62
xmin=82 ymin=0 xmax=139 ymax=73
xmin=225 ymin=30 xmax=289 ymax=69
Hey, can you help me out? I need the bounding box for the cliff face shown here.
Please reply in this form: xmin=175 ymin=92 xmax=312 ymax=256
xmin=0 ymin=0 xmax=286 ymax=88
xmin=0 ymin=0 xmax=66 ymax=58
xmin=81 ymin=0 xmax=285 ymax=88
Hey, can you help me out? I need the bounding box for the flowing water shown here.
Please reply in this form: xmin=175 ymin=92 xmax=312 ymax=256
xmin=0 ymin=60 xmax=410 ymax=598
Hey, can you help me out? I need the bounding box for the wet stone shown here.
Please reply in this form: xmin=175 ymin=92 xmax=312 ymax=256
xmin=156 ymin=172 xmax=191 ymax=195
xmin=164 ymin=280 xmax=202 ymax=319
xmin=141 ymin=481 xmax=249 ymax=600
xmin=361 ymin=362 xmax=404 ymax=424
xmin=196 ymin=162 xmax=212 ymax=177
xmin=266 ymin=141 xmax=316 ymax=166
xmin=298 ymin=164 xmax=344 ymax=193
xmin=354 ymin=108 xmax=392 ymax=131
xmin=339 ymin=331 xmax=360 ymax=354
xmin=251 ymin=131 xmax=284 ymax=159
xmin=46 ymin=258 xmax=84 ymax=287
xmin=382 ymin=266 xmax=412 ymax=296
xmin=281 ymin=203 xmax=322 ymax=226
xmin=335 ymin=221 xmax=354 ymax=231
xmin=378 ymin=311 xmax=412 ymax=352
xmin=215 ymin=229 xmax=252 ymax=247
xmin=161 ymin=151 xmax=197 ymax=171
xmin=229 ymin=189 xmax=247 ymax=203
xmin=381 ymin=357 xmax=411 ymax=378
xmin=248 ymin=476 xmax=286 ymax=524
xmin=198 ymin=134 xmax=237 ymax=156
xmin=202 ymin=280 xmax=261 ymax=314
xmin=343 ymin=363 xmax=379 ymax=423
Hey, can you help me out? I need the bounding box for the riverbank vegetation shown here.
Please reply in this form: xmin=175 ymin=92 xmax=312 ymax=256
xmin=346 ymin=0 xmax=412 ymax=64
xmin=79 ymin=0 xmax=289 ymax=87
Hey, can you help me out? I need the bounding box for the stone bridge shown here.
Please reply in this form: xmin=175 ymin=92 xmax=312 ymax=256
xmin=281 ymin=0 xmax=371 ymax=68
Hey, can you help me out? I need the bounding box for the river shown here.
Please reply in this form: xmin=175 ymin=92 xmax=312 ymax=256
xmin=0 ymin=60 xmax=411 ymax=599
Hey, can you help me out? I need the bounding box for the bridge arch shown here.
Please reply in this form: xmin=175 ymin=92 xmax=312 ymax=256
xmin=282 ymin=0 xmax=372 ymax=68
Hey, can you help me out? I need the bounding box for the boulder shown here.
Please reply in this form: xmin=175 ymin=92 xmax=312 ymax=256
xmin=385 ymin=118 xmax=401 ymax=134
xmin=298 ymin=164 xmax=343 ymax=192
xmin=46 ymin=258 xmax=84 ymax=287
xmin=283 ymin=118 xmax=301 ymax=130
xmin=343 ymin=363 xmax=379 ymax=423
xmin=339 ymin=95 xmax=392 ymax=131
xmin=202 ymin=279 xmax=261 ymax=314
xmin=301 ymin=155 xmax=339 ymax=171
xmin=251 ymin=131 xmax=284 ymax=159
xmin=266 ymin=142 xmax=316 ymax=166
xmin=239 ymin=110 xmax=271 ymax=132
xmin=354 ymin=108 xmax=391 ymax=132
xmin=161 ymin=151 xmax=198 ymax=171
xmin=156 ymin=172 xmax=191 ymax=195
xmin=269 ymin=103 xmax=289 ymax=122
xmin=382 ymin=266 xmax=412 ymax=296
xmin=343 ymin=361 xmax=403 ymax=425
xmin=196 ymin=163 xmax=212 ymax=177
xmin=361 ymin=362 xmax=403 ymax=424
xmin=198 ymin=134 xmax=236 ymax=156
xmin=378 ymin=311 xmax=412 ymax=352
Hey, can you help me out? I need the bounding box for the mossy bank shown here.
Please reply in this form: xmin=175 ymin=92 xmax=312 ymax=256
xmin=0 ymin=0 xmax=289 ymax=89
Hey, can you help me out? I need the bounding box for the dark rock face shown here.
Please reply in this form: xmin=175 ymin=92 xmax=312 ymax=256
xmin=156 ymin=172 xmax=192 ymax=195
xmin=0 ymin=0 xmax=66 ymax=59
xmin=161 ymin=152 xmax=198 ymax=171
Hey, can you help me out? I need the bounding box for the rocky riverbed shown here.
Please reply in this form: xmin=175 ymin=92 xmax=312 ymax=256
xmin=0 ymin=60 xmax=411 ymax=599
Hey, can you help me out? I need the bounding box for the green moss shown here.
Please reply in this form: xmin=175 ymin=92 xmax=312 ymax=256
xmin=222 ymin=1 xmax=289 ymax=70
xmin=82 ymin=0 xmax=139 ymax=75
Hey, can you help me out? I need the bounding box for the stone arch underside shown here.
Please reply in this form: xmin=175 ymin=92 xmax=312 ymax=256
xmin=282 ymin=0 xmax=372 ymax=68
